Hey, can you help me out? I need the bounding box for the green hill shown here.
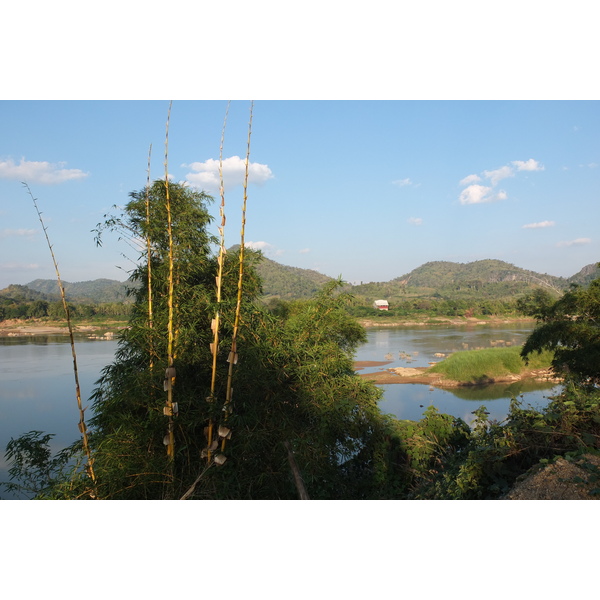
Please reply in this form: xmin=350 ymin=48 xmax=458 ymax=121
xmin=567 ymin=262 xmax=600 ymax=287
xmin=255 ymin=256 xmax=333 ymax=299
xmin=24 ymin=278 xmax=135 ymax=303
xmin=15 ymin=258 xmax=598 ymax=306
xmin=350 ymin=259 xmax=569 ymax=304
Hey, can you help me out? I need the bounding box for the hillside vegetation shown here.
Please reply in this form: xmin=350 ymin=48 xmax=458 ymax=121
xmin=25 ymin=278 xmax=136 ymax=303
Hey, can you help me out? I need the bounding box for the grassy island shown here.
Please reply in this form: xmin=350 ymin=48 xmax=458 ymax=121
xmin=427 ymin=346 xmax=554 ymax=384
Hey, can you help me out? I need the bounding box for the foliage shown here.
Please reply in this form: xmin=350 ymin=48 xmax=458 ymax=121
xmin=0 ymin=431 xmax=75 ymax=499
xmin=521 ymin=275 xmax=600 ymax=386
xmin=409 ymin=384 xmax=600 ymax=499
xmin=30 ymin=180 xmax=404 ymax=500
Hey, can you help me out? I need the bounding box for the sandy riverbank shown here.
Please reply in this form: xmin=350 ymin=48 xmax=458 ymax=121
xmin=0 ymin=319 xmax=125 ymax=338
xmin=355 ymin=364 xmax=560 ymax=388
xmin=356 ymin=316 xmax=537 ymax=328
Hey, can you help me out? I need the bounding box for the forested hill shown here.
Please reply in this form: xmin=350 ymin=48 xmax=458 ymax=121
xmin=568 ymin=262 xmax=600 ymax=287
xmin=349 ymin=259 xmax=577 ymax=304
xmin=24 ymin=278 xmax=135 ymax=303
xmin=255 ymin=256 xmax=333 ymax=299
xmin=394 ymin=259 xmax=565 ymax=291
xmin=15 ymin=259 xmax=598 ymax=304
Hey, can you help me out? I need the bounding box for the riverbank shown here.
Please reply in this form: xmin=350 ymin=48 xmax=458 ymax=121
xmin=356 ymin=364 xmax=560 ymax=388
xmin=356 ymin=315 xmax=537 ymax=328
xmin=0 ymin=318 xmax=127 ymax=338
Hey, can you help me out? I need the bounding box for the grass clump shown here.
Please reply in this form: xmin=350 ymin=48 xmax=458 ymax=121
xmin=428 ymin=345 xmax=554 ymax=384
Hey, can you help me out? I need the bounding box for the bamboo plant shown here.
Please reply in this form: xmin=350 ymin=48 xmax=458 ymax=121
xmin=205 ymin=100 xmax=231 ymax=464
xmin=22 ymin=182 xmax=98 ymax=498
xmin=219 ymin=101 xmax=254 ymax=456
xmin=163 ymin=101 xmax=177 ymax=462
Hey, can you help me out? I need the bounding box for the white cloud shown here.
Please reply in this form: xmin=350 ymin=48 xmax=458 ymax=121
xmin=245 ymin=241 xmax=284 ymax=257
xmin=0 ymin=261 xmax=39 ymax=271
xmin=185 ymin=156 xmax=274 ymax=192
xmin=512 ymin=159 xmax=544 ymax=171
xmin=459 ymin=174 xmax=481 ymax=186
xmin=407 ymin=217 xmax=423 ymax=225
xmin=299 ymin=248 xmax=311 ymax=254
xmin=522 ymin=220 xmax=555 ymax=229
xmin=459 ymin=184 xmax=493 ymax=205
xmin=0 ymin=228 xmax=37 ymax=239
xmin=557 ymin=238 xmax=591 ymax=247
xmin=393 ymin=178 xmax=412 ymax=187
xmin=459 ymin=158 xmax=543 ymax=206
xmin=483 ymin=165 xmax=514 ymax=185
xmin=245 ymin=241 xmax=273 ymax=252
xmin=0 ymin=157 xmax=88 ymax=184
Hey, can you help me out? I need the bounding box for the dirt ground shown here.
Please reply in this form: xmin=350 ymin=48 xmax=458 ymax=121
xmin=503 ymin=454 xmax=600 ymax=500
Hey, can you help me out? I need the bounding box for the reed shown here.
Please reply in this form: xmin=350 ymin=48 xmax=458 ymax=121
xmin=163 ymin=101 xmax=177 ymax=462
xmin=205 ymin=101 xmax=231 ymax=464
xmin=145 ymin=144 xmax=154 ymax=354
xmin=220 ymin=101 xmax=254 ymax=457
xmin=22 ymin=182 xmax=98 ymax=497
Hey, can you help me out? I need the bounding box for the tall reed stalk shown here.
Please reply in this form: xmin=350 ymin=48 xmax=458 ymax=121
xmin=145 ymin=144 xmax=155 ymax=368
xmin=163 ymin=102 xmax=177 ymax=462
xmin=220 ymin=101 xmax=254 ymax=455
xmin=206 ymin=101 xmax=231 ymax=464
xmin=22 ymin=182 xmax=98 ymax=497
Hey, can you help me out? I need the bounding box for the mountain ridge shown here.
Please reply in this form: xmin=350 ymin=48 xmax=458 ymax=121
xmin=9 ymin=258 xmax=599 ymax=304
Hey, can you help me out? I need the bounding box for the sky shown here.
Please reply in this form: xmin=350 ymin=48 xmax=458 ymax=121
xmin=1 ymin=100 xmax=598 ymax=289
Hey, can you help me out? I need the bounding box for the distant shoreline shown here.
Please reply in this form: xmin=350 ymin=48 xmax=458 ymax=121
xmin=0 ymin=318 xmax=126 ymax=338
xmin=0 ymin=315 xmax=537 ymax=338
xmin=355 ymin=316 xmax=537 ymax=328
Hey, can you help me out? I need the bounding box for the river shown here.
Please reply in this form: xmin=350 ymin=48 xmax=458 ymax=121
xmin=354 ymin=322 xmax=561 ymax=424
xmin=0 ymin=323 xmax=561 ymax=498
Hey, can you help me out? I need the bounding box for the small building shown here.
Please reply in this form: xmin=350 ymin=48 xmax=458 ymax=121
xmin=373 ymin=300 xmax=389 ymax=311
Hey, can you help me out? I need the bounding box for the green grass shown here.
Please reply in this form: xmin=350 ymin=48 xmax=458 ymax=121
xmin=427 ymin=346 xmax=554 ymax=383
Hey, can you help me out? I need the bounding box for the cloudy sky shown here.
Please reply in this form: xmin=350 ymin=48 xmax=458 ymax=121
xmin=1 ymin=100 xmax=597 ymax=288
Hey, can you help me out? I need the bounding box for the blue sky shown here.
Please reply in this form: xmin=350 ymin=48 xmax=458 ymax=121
xmin=1 ymin=100 xmax=598 ymax=289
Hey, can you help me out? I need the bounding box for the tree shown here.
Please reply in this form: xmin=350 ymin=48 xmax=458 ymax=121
xmin=65 ymin=180 xmax=405 ymax=499
xmin=521 ymin=276 xmax=600 ymax=386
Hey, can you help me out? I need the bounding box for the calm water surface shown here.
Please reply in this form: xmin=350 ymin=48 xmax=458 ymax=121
xmin=0 ymin=336 xmax=118 ymax=497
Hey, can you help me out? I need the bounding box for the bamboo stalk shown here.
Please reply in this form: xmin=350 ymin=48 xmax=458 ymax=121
xmin=206 ymin=101 xmax=231 ymax=463
xmin=23 ymin=182 xmax=98 ymax=497
xmin=145 ymin=144 xmax=154 ymax=367
xmin=164 ymin=101 xmax=176 ymax=461
xmin=221 ymin=101 xmax=254 ymax=454
xmin=283 ymin=441 xmax=310 ymax=500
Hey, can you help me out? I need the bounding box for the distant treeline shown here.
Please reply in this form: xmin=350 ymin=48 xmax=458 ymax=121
xmin=346 ymin=297 xmax=521 ymax=319
xmin=0 ymin=285 xmax=131 ymax=322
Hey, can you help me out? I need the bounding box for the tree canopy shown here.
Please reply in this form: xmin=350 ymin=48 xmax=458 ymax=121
xmin=521 ymin=275 xmax=600 ymax=387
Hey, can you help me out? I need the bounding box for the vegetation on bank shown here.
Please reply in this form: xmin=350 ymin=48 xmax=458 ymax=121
xmin=427 ymin=346 xmax=554 ymax=384
xmin=0 ymin=284 xmax=132 ymax=322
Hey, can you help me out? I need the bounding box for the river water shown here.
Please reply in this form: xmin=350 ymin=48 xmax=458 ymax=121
xmin=354 ymin=323 xmax=561 ymax=424
xmin=0 ymin=323 xmax=561 ymax=498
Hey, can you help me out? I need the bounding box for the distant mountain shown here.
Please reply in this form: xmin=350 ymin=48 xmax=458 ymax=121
xmin=255 ymin=256 xmax=333 ymax=299
xmin=567 ymin=262 xmax=600 ymax=287
xmin=350 ymin=259 xmax=570 ymax=303
xmin=24 ymin=278 xmax=135 ymax=303
xmin=394 ymin=259 xmax=566 ymax=291
xmin=0 ymin=284 xmax=53 ymax=303
xmin=17 ymin=258 xmax=599 ymax=305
